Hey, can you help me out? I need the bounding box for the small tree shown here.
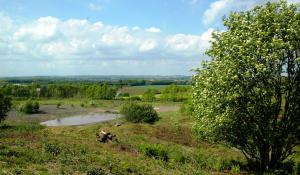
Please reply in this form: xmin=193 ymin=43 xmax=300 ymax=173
xmin=19 ymin=101 xmax=39 ymax=114
xmin=0 ymin=93 xmax=12 ymax=122
xmin=120 ymin=102 xmax=158 ymax=124
xmin=193 ymin=1 xmax=300 ymax=171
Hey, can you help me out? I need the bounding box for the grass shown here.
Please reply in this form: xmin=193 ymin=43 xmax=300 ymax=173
xmin=0 ymin=99 xmax=249 ymax=174
xmin=3 ymin=98 xmax=299 ymax=174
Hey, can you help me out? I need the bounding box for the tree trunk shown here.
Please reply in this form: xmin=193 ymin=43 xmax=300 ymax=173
xmin=259 ymin=144 xmax=270 ymax=171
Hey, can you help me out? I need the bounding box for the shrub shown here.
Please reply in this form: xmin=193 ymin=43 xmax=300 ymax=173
xmin=118 ymin=92 xmax=130 ymax=97
xmin=128 ymin=96 xmax=141 ymax=101
xmin=0 ymin=92 xmax=12 ymax=122
xmin=19 ymin=101 xmax=39 ymax=114
xmin=142 ymin=89 xmax=157 ymax=102
xmin=43 ymin=142 xmax=61 ymax=157
xmin=180 ymin=100 xmax=194 ymax=115
xmin=120 ymin=102 xmax=158 ymax=124
xmin=56 ymin=102 xmax=61 ymax=109
xmin=33 ymin=102 xmax=39 ymax=112
xmin=138 ymin=143 xmax=169 ymax=162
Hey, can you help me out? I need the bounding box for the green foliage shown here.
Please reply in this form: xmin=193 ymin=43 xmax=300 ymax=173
xmin=0 ymin=92 xmax=12 ymax=122
xmin=1 ymin=83 xmax=117 ymax=100
xmin=231 ymin=164 xmax=240 ymax=174
xmin=117 ymin=92 xmax=130 ymax=98
xmin=56 ymin=102 xmax=61 ymax=109
xmin=293 ymin=161 xmax=299 ymax=175
xmin=120 ymin=102 xmax=158 ymax=124
xmin=193 ymin=1 xmax=300 ymax=171
xmin=33 ymin=101 xmax=39 ymax=112
xmin=138 ymin=144 xmax=169 ymax=162
xmin=43 ymin=142 xmax=62 ymax=157
xmin=180 ymin=100 xmax=194 ymax=115
xmin=86 ymin=167 xmax=107 ymax=175
xmin=127 ymin=96 xmax=141 ymax=101
xmin=19 ymin=101 xmax=39 ymax=114
xmin=142 ymin=88 xmax=157 ymax=102
xmin=161 ymin=84 xmax=189 ymax=102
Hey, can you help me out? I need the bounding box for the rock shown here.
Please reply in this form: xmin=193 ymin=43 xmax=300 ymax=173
xmin=114 ymin=123 xmax=121 ymax=127
xmin=96 ymin=130 xmax=117 ymax=143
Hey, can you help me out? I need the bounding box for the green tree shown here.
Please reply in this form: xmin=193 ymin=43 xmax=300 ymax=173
xmin=193 ymin=1 xmax=300 ymax=171
xmin=19 ymin=101 xmax=39 ymax=114
xmin=161 ymin=84 xmax=189 ymax=102
xmin=0 ymin=93 xmax=12 ymax=122
xmin=142 ymin=88 xmax=156 ymax=102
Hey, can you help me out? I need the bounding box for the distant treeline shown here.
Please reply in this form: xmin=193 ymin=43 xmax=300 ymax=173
xmin=118 ymin=80 xmax=189 ymax=86
xmin=1 ymin=76 xmax=191 ymax=86
xmin=0 ymin=84 xmax=117 ymax=100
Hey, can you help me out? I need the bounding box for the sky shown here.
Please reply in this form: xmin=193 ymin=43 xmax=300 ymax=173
xmin=0 ymin=0 xmax=299 ymax=76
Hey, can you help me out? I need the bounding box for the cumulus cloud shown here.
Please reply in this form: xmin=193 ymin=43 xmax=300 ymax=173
xmin=0 ymin=14 xmax=212 ymax=76
xmin=146 ymin=27 xmax=161 ymax=33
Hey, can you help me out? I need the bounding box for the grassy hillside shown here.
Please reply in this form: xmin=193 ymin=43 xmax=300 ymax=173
xmin=0 ymin=103 xmax=246 ymax=175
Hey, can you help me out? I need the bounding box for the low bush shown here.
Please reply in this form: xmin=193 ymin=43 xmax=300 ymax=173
xmin=127 ymin=96 xmax=141 ymax=101
xmin=142 ymin=89 xmax=157 ymax=102
xmin=180 ymin=100 xmax=194 ymax=116
xmin=56 ymin=102 xmax=61 ymax=109
xmin=43 ymin=142 xmax=62 ymax=157
xmin=138 ymin=143 xmax=169 ymax=162
xmin=120 ymin=102 xmax=158 ymax=124
xmin=19 ymin=101 xmax=39 ymax=114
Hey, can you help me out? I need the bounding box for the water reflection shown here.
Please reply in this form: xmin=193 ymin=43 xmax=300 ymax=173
xmin=40 ymin=113 xmax=120 ymax=126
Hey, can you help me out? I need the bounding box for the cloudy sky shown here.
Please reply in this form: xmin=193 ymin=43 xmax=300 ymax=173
xmin=0 ymin=0 xmax=299 ymax=76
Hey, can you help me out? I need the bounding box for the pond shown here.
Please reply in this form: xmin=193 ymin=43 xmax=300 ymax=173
xmin=40 ymin=112 xmax=121 ymax=126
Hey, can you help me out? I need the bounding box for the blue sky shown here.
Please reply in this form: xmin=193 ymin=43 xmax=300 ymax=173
xmin=0 ymin=0 xmax=299 ymax=76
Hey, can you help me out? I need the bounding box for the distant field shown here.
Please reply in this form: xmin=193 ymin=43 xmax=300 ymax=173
xmin=119 ymin=85 xmax=191 ymax=96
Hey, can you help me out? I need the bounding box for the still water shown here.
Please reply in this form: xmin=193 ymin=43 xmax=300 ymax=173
xmin=40 ymin=113 xmax=120 ymax=126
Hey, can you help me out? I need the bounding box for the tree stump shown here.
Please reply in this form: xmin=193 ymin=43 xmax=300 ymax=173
xmin=96 ymin=130 xmax=117 ymax=143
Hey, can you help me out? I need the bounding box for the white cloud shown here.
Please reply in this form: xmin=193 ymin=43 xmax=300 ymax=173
xmin=202 ymin=0 xmax=300 ymax=25
xmin=203 ymin=0 xmax=233 ymax=24
xmin=200 ymin=28 xmax=214 ymax=41
xmin=0 ymin=12 xmax=13 ymax=34
xmin=0 ymin=14 xmax=212 ymax=76
xmin=146 ymin=27 xmax=161 ymax=33
xmin=14 ymin=16 xmax=59 ymax=40
xmin=132 ymin=26 xmax=140 ymax=31
xmin=139 ymin=39 xmax=157 ymax=52
xmin=88 ymin=2 xmax=103 ymax=11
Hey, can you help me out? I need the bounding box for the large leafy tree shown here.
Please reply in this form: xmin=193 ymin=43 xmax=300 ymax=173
xmin=0 ymin=92 xmax=12 ymax=122
xmin=193 ymin=1 xmax=300 ymax=171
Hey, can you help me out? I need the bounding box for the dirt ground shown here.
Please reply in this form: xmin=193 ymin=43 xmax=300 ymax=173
xmin=6 ymin=104 xmax=180 ymax=124
xmin=153 ymin=105 xmax=180 ymax=112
